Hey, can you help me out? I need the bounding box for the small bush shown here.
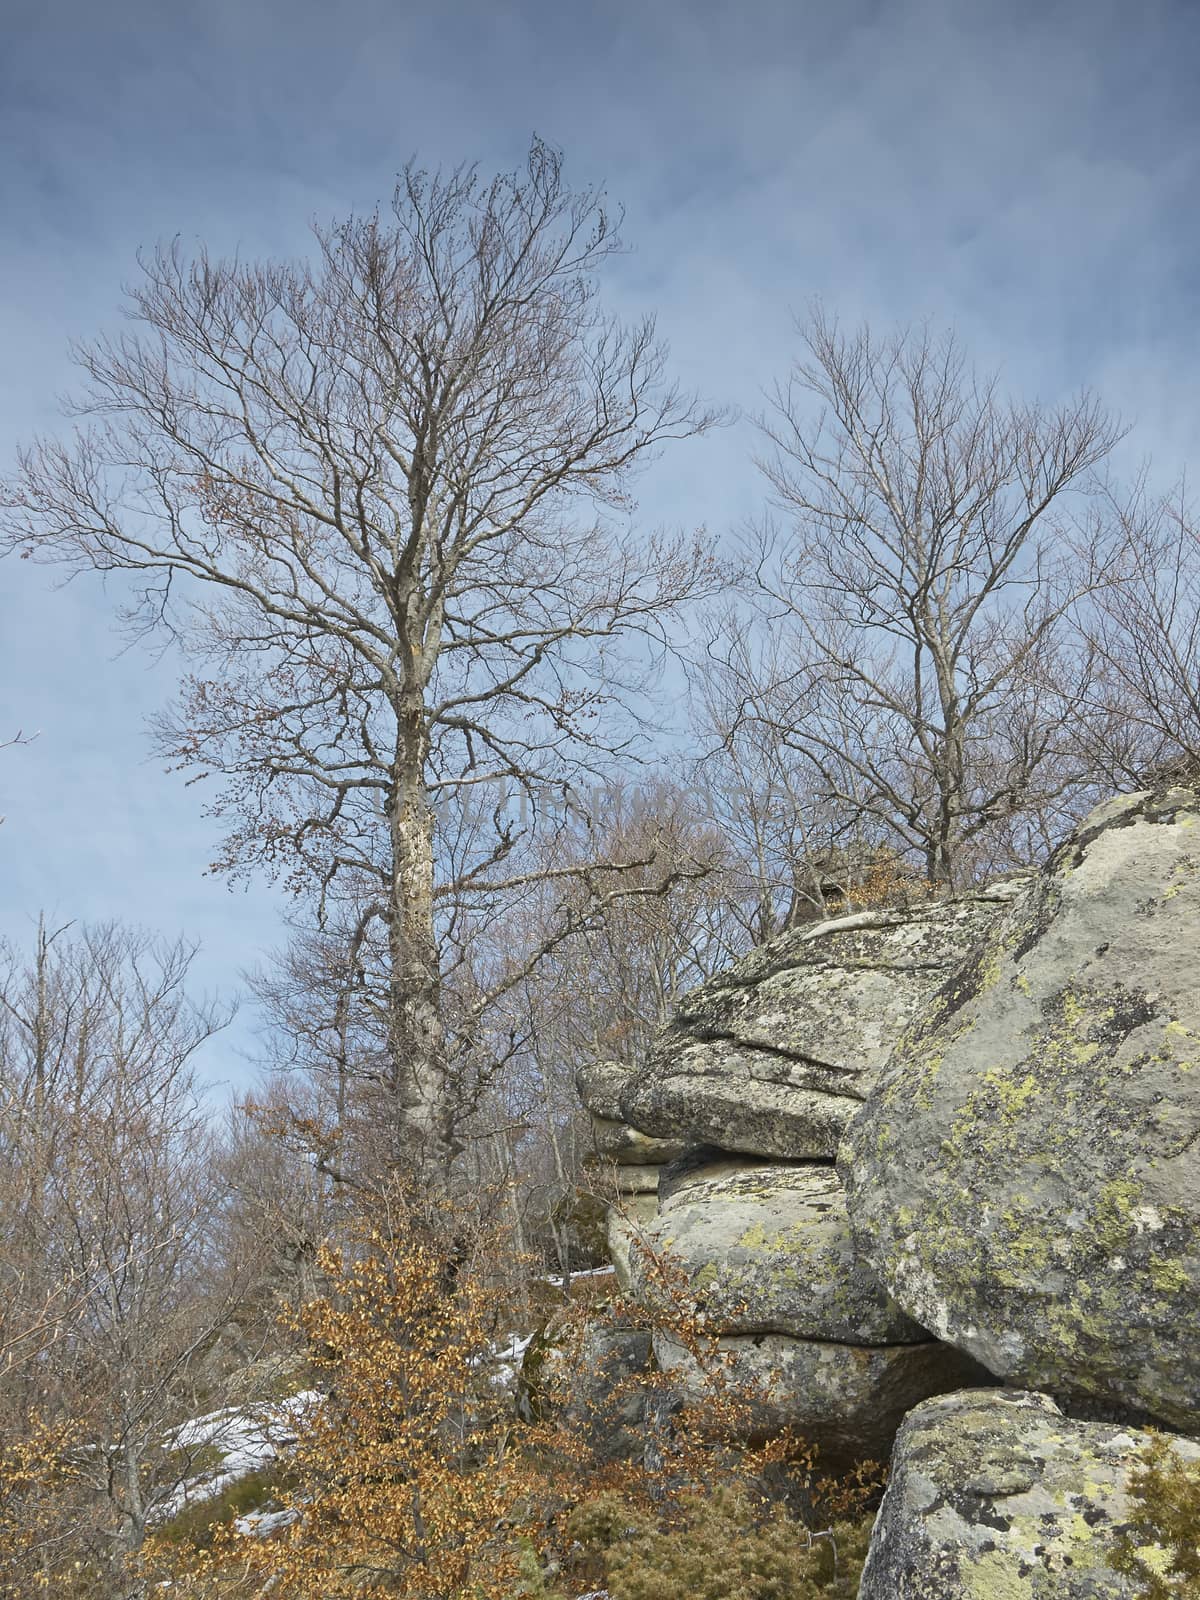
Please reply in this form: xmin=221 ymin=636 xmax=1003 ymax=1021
xmin=568 ymin=1483 xmax=871 ymax=1600
xmin=1110 ymin=1434 xmax=1200 ymax=1599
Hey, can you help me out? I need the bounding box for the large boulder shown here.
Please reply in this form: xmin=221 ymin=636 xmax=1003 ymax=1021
xmin=630 ymin=1162 xmax=924 ymax=1343
xmin=858 ymin=1388 xmax=1200 ymax=1599
xmin=633 ymin=1159 xmax=990 ymax=1460
xmin=653 ymin=1329 xmax=987 ymax=1462
xmin=841 ymin=785 xmax=1200 ymax=1431
xmin=620 ymin=892 xmax=1014 ymax=1159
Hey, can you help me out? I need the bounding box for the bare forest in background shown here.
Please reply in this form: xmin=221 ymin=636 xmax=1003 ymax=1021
xmin=3 ymin=139 xmax=1200 ymax=1596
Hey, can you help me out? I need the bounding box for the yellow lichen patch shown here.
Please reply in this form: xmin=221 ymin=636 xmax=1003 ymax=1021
xmin=963 ymin=1549 xmax=1032 ymax=1600
xmin=1148 ymin=1255 xmax=1190 ymax=1295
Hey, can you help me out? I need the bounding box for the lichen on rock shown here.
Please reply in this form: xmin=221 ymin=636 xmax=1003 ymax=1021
xmin=857 ymin=1388 xmax=1200 ymax=1599
xmin=840 ymin=784 xmax=1200 ymax=1431
xmin=619 ymin=891 xmax=1015 ymax=1160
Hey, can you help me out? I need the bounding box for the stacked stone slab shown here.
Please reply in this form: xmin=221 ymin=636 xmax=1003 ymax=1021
xmin=576 ymin=891 xmax=1016 ymax=1459
xmin=619 ymin=889 xmax=1020 ymax=1158
xmin=575 ymin=1059 xmax=687 ymax=1288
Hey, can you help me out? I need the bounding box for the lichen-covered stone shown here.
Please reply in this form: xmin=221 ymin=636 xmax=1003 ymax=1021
xmin=606 ymin=1193 xmax=659 ymax=1290
xmin=576 ymin=1059 xmax=635 ymax=1121
xmin=858 ymin=1388 xmax=1200 ymax=1599
xmin=620 ymin=893 xmax=1014 ymax=1159
xmin=630 ymin=1161 xmax=924 ymax=1342
xmin=652 ymin=1328 xmax=988 ymax=1461
xmin=588 ymin=1115 xmax=688 ymax=1166
xmin=840 ymin=785 xmax=1200 ymax=1431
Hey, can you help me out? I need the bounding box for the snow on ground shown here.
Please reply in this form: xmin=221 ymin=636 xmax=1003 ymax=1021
xmin=233 ymin=1506 xmax=301 ymax=1537
xmin=542 ymin=1265 xmax=615 ymax=1289
xmin=157 ymin=1391 xmax=322 ymax=1522
xmin=487 ymin=1331 xmax=535 ymax=1391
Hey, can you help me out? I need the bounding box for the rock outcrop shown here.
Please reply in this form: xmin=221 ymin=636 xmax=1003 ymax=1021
xmin=858 ymin=1388 xmax=1200 ymax=1599
xmin=632 ymin=1159 xmax=989 ymax=1459
xmin=619 ymin=891 xmax=1015 ymax=1159
xmin=630 ymin=1162 xmax=924 ymax=1343
xmin=841 ymin=785 xmax=1200 ymax=1432
xmin=575 ymin=1060 xmax=675 ymax=1290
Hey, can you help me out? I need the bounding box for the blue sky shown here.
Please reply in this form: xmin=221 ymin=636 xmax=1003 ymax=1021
xmin=2 ymin=0 xmax=1198 ymax=1095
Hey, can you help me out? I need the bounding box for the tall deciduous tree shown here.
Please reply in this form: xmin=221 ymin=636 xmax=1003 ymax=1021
xmin=1 ymin=140 xmax=720 ymax=1172
xmin=740 ymin=311 xmax=1120 ymax=886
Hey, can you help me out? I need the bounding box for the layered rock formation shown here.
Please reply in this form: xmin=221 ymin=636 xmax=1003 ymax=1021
xmin=571 ymin=794 xmax=1200 ymax=1583
xmin=619 ymin=891 xmax=1017 ymax=1159
xmin=575 ymin=891 xmax=1023 ymax=1459
xmin=575 ymin=1060 xmax=681 ymax=1289
xmin=858 ymin=1388 xmax=1200 ymax=1599
xmin=841 ymin=785 xmax=1200 ymax=1432
xmin=630 ymin=1157 xmax=988 ymax=1457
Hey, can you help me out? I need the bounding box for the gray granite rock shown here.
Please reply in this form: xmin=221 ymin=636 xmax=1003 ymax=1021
xmin=605 ymin=1193 xmax=659 ymax=1291
xmin=858 ymin=1388 xmax=1200 ymax=1599
xmin=631 ymin=1161 xmax=924 ymax=1342
xmin=841 ymin=785 xmax=1200 ymax=1431
xmin=620 ymin=893 xmax=1013 ymax=1159
xmin=576 ymin=1059 xmax=636 ymax=1121
xmin=653 ymin=1328 xmax=988 ymax=1461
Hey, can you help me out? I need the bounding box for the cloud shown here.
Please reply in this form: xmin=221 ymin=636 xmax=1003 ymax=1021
xmin=2 ymin=0 xmax=1197 ymax=1089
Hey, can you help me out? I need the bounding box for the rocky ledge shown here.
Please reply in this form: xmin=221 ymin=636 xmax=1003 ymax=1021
xmin=619 ymin=891 xmax=1017 ymax=1159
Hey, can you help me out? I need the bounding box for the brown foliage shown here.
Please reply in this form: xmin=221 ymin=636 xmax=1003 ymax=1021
xmin=147 ymin=1188 xmax=882 ymax=1600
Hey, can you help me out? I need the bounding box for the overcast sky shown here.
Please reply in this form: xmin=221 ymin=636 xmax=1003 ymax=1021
xmin=2 ymin=0 xmax=1197 ymax=1095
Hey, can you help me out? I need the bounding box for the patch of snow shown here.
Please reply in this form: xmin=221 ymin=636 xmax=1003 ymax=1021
xmin=156 ymin=1391 xmax=322 ymax=1523
xmin=480 ymin=1331 xmax=535 ymax=1392
xmin=543 ymin=1266 xmax=615 ymax=1289
xmin=234 ymin=1506 xmax=301 ymax=1537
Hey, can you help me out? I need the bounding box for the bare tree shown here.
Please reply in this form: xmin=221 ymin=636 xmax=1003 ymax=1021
xmin=0 ymin=139 xmax=721 ymax=1173
xmin=0 ymin=921 xmax=237 ymax=1598
xmin=249 ymin=772 xmax=721 ymax=1198
xmin=214 ymin=1084 xmax=338 ymax=1323
xmin=692 ymin=620 xmax=889 ymax=942
xmin=1074 ymin=482 xmax=1200 ymax=783
xmin=742 ymin=311 xmax=1121 ymax=886
xmin=452 ymin=779 xmax=734 ymax=1271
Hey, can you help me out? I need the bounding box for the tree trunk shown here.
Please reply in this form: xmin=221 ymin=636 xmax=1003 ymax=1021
xmin=386 ymin=715 xmax=450 ymax=1175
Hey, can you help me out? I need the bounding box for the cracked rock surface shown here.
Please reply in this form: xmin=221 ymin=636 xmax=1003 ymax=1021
xmin=634 ymin=1159 xmax=990 ymax=1459
xmin=858 ymin=1388 xmax=1200 ymax=1599
xmin=840 ymin=784 xmax=1200 ymax=1431
xmin=631 ymin=1161 xmax=925 ymax=1342
xmin=620 ymin=893 xmax=1013 ymax=1158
